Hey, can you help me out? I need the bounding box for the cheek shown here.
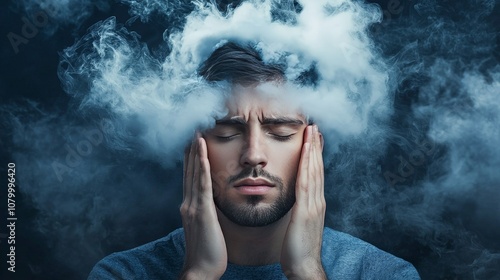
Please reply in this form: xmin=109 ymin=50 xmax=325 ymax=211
xmin=268 ymin=140 xmax=303 ymax=180
xmin=206 ymin=142 xmax=240 ymax=185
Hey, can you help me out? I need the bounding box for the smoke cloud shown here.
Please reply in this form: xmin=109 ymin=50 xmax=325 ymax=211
xmin=328 ymin=0 xmax=500 ymax=278
xmin=14 ymin=0 xmax=111 ymax=35
xmin=2 ymin=0 xmax=499 ymax=279
xmin=58 ymin=0 xmax=389 ymax=162
xmin=58 ymin=14 xmax=227 ymax=166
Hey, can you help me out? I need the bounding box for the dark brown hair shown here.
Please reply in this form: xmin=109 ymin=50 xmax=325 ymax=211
xmin=198 ymin=42 xmax=285 ymax=85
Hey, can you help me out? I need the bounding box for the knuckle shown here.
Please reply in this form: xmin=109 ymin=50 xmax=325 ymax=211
xmin=181 ymin=208 xmax=197 ymax=222
xmin=320 ymin=203 xmax=326 ymax=212
xmin=179 ymin=204 xmax=189 ymax=216
xmin=187 ymin=208 xmax=197 ymax=219
xmin=317 ymin=202 xmax=326 ymax=214
xmin=180 ymin=203 xmax=198 ymax=220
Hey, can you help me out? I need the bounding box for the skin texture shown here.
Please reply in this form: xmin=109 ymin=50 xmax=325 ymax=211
xmin=180 ymin=86 xmax=326 ymax=279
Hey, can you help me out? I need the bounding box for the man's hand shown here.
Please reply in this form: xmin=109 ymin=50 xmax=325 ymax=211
xmin=179 ymin=134 xmax=227 ymax=280
xmin=281 ymin=125 xmax=327 ymax=280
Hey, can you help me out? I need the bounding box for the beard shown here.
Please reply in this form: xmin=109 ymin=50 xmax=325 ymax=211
xmin=213 ymin=167 xmax=296 ymax=227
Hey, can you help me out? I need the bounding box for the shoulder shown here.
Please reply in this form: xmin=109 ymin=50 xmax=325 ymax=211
xmin=87 ymin=228 xmax=185 ymax=280
xmin=321 ymin=227 xmax=420 ymax=280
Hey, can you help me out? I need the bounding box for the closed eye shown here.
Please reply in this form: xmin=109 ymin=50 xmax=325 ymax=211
xmin=215 ymin=134 xmax=240 ymax=142
xmin=271 ymin=133 xmax=295 ymax=142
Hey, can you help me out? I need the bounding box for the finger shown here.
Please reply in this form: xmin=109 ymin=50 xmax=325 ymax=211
xmin=315 ymin=126 xmax=324 ymax=174
xmin=183 ymin=146 xmax=188 ymax=200
xmin=313 ymin=126 xmax=326 ymax=212
xmin=198 ymin=137 xmax=213 ymax=201
xmin=309 ymin=125 xmax=317 ymax=207
xmin=313 ymin=125 xmax=324 ymax=205
xmin=316 ymin=126 xmax=325 ymax=195
xmin=191 ymin=135 xmax=200 ymax=207
xmin=181 ymin=137 xmax=197 ymax=232
xmin=296 ymin=126 xmax=312 ymax=207
xmin=184 ymin=136 xmax=196 ymax=203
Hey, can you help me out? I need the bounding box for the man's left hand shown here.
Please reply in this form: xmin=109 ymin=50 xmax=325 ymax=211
xmin=280 ymin=125 xmax=326 ymax=280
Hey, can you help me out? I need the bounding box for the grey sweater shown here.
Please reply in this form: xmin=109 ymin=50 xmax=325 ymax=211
xmin=88 ymin=227 xmax=420 ymax=279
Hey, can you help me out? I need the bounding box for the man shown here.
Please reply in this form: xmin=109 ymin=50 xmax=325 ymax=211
xmin=88 ymin=42 xmax=420 ymax=279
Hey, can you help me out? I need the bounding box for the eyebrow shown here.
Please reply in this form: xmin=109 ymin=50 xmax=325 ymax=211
xmin=262 ymin=117 xmax=304 ymax=125
xmin=215 ymin=117 xmax=304 ymax=126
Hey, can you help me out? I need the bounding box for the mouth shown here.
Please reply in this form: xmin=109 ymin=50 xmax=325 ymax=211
xmin=234 ymin=178 xmax=274 ymax=195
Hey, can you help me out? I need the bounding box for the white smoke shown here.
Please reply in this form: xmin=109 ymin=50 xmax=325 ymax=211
xmin=59 ymin=0 xmax=388 ymax=164
xmin=173 ymin=0 xmax=388 ymax=140
xmin=119 ymin=0 xmax=192 ymax=22
xmin=59 ymin=16 xmax=229 ymax=165
xmin=17 ymin=0 xmax=110 ymax=34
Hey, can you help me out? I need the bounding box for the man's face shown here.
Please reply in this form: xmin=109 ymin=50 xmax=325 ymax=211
xmin=204 ymin=85 xmax=307 ymax=227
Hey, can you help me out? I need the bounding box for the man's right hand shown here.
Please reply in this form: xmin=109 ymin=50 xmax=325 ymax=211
xmin=179 ymin=134 xmax=227 ymax=280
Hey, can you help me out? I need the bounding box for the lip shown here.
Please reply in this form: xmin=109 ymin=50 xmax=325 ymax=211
xmin=234 ymin=178 xmax=274 ymax=187
xmin=234 ymin=178 xmax=274 ymax=195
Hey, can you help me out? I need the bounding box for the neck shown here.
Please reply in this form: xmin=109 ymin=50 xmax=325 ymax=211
xmin=217 ymin=208 xmax=291 ymax=266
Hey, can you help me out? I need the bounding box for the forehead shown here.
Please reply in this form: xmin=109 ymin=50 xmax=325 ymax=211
xmin=224 ymin=83 xmax=303 ymax=119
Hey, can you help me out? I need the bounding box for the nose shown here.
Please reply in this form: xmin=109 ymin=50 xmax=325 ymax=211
xmin=239 ymin=128 xmax=268 ymax=168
